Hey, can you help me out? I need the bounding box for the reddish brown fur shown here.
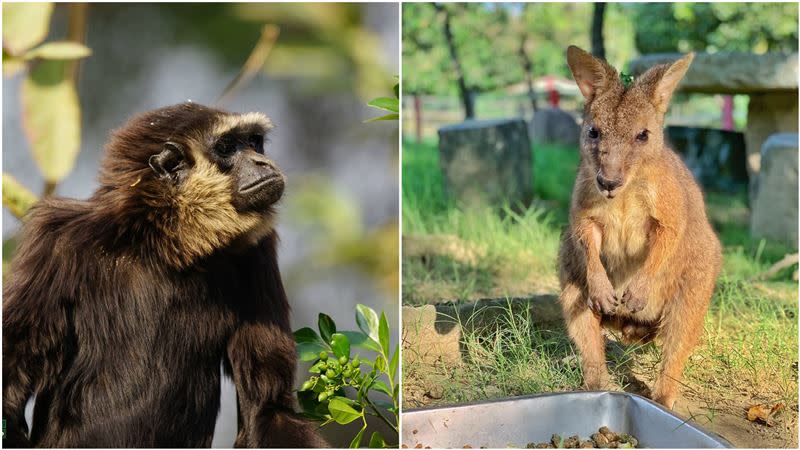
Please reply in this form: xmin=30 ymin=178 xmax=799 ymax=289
xmin=558 ymin=47 xmax=722 ymax=409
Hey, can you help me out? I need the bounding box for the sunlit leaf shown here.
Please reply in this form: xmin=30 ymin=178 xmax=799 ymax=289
xmin=330 ymin=333 xmax=350 ymax=359
xmin=389 ymin=346 xmax=399 ymax=380
xmin=372 ymin=380 xmax=392 ymax=397
xmin=2 ymin=3 xmax=54 ymax=56
xmin=364 ymin=113 xmax=399 ymax=123
xmin=24 ymin=41 xmax=92 ymax=61
xmin=350 ymin=425 xmax=367 ymax=448
xmin=368 ymin=431 xmax=386 ymax=448
xmin=342 ymin=330 xmax=382 ymax=353
xmin=2 ymin=173 xmax=38 ymax=220
xmin=356 ymin=304 xmax=380 ymax=342
xmin=379 ymin=312 xmax=390 ymax=357
xmin=367 ymin=97 xmax=399 ymax=112
xmin=21 ymin=59 xmax=81 ymax=184
xmin=3 ymin=50 xmax=26 ymax=77
xmin=328 ymin=397 xmax=361 ymax=425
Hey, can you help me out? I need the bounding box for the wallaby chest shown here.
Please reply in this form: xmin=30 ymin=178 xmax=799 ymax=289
xmin=588 ymin=192 xmax=652 ymax=278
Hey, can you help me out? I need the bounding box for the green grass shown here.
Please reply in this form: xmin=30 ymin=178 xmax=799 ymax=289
xmin=402 ymin=138 xmax=578 ymax=304
xmin=402 ymin=136 xmax=798 ymax=440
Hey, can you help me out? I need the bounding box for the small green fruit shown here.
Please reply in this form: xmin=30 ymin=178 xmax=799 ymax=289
xmin=326 ymin=369 xmax=336 ymax=378
xmin=319 ymin=351 xmax=328 ymax=361
xmin=318 ymin=392 xmax=328 ymax=402
xmin=339 ymin=356 xmax=348 ymax=365
xmin=300 ymin=381 xmax=314 ymax=391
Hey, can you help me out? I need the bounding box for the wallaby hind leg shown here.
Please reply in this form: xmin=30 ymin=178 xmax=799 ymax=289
xmin=561 ymin=282 xmax=610 ymax=390
xmin=651 ymin=290 xmax=708 ymax=409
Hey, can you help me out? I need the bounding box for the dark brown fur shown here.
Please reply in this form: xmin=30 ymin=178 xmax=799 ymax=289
xmin=3 ymin=103 xmax=327 ymax=447
xmin=558 ymin=47 xmax=722 ymax=409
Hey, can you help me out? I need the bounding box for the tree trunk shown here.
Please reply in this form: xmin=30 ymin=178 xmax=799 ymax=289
xmin=435 ymin=3 xmax=474 ymax=120
xmin=518 ymin=34 xmax=538 ymax=114
xmin=591 ymin=3 xmax=607 ymax=60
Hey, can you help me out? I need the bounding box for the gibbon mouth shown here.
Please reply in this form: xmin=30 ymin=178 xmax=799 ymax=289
xmin=240 ymin=175 xmax=282 ymax=194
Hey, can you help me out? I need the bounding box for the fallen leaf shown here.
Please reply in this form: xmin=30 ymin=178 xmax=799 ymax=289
xmin=747 ymin=403 xmax=784 ymax=426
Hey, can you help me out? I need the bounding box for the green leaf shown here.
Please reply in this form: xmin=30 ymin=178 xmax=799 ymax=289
xmin=328 ymin=395 xmax=357 ymax=406
xmin=389 ymin=346 xmax=399 ymax=380
xmin=328 ymin=397 xmax=361 ymax=425
xmin=364 ymin=113 xmax=399 ymax=123
xmin=294 ymin=327 xmax=323 ymax=345
xmin=372 ymin=380 xmax=392 ymax=397
xmin=21 ymin=59 xmax=82 ymax=185
xmin=2 ymin=3 xmax=54 ymax=55
xmin=2 ymin=174 xmax=38 ymax=220
xmin=355 ymin=304 xmax=380 ymax=342
xmin=373 ymin=355 xmax=386 ymax=372
xmin=24 ymin=41 xmax=92 ymax=61
xmin=350 ymin=425 xmax=367 ymax=448
xmin=318 ymin=313 xmax=336 ymax=343
xmin=379 ymin=312 xmax=390 ymax=358
xmin=393 ymin=83 xmax=399 ymax=99
xmin=297 ymin=342 xmax=326 ymax=362
xmin=342 ymin=331 xmax=382 ymax=353
xmin=368 ymin=431 xmax=386 ymax=448
xmin=367 ymin=97 xmax=399 ymax=112
xmin=330 ymin=333 xmax=350 ymax=359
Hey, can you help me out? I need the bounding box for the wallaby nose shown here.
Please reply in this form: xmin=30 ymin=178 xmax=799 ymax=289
xmin=596 ymin=173 xmax=622 ymax=192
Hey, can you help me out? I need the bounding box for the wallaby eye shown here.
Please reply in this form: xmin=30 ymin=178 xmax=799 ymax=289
xmin=587 ymin=127 xmax=600 ymax=139
xmin=636 ymin=129 xmax=649 ymax=142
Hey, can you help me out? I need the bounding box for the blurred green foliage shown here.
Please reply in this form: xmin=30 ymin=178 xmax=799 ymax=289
xmin=403 ymin=2 xmax=798 ymax=97
xmin=632 ymin=2 xmax=799 ymax=54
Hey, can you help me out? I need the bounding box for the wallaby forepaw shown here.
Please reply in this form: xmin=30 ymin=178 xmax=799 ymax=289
xmin=621 ymin=285 xmax=647 ymax=313
xmin=588 ymin=283 xmax=618 ymax=315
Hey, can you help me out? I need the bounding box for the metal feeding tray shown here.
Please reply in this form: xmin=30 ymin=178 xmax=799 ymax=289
xmin=402 ymin=391 xmax=733 ymax=448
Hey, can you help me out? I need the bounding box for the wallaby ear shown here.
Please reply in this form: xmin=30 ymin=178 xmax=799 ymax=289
xmin=566 ymin=45 xmax=615 ymax=103
xmin=149 ymin=141 xmax=186 ymax=178
xmin=646 ymin=53 xmax=694 ymax=113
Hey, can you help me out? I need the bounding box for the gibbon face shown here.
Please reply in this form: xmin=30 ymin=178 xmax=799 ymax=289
xmin=147 ymin=107 xmax=285 ymax=214
xmin=98 ymin=102 xmax=285 ymax=267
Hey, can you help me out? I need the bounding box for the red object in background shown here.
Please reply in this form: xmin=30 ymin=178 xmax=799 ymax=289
xmin=546 ymin=76 xmax=560 ymax=107
xmin=721 ymin=95 xmax=734 ymax=130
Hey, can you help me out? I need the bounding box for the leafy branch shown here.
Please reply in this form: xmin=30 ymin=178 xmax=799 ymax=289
xmin=294 ymin=304 xmax=399 ymax=448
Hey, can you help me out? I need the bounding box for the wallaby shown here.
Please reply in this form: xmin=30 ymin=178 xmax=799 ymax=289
xmin=558 ymin=46 xmax=722 ymax=409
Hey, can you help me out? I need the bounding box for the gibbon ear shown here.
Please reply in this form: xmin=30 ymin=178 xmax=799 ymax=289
xmin=149 ymin=142 xmax=185 ymax=178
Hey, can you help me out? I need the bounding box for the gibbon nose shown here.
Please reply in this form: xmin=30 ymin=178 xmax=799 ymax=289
xmin=248 ymin=151 xmax=271 ymax=167
xmin=596 ymin=173 xmax=622 ymax=191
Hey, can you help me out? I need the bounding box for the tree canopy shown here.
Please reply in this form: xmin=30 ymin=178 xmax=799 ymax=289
xmin=402 ymin=2 xmax=798 ymax=97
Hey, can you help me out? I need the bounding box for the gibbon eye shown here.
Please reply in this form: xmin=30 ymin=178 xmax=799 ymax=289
xmin=587 ymin=126 xmax=600 ymax=139
xmin=249 ymin=134 xmax=264 ymax=153
xmin=636 ymin=129 xmax=649 ymax=142
xmin=215 ymin=137 xmax=237 ymax=157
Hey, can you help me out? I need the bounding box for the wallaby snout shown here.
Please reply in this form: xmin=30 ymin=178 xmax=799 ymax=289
xmin=596 ymin=171 xmax=622 ymax=197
